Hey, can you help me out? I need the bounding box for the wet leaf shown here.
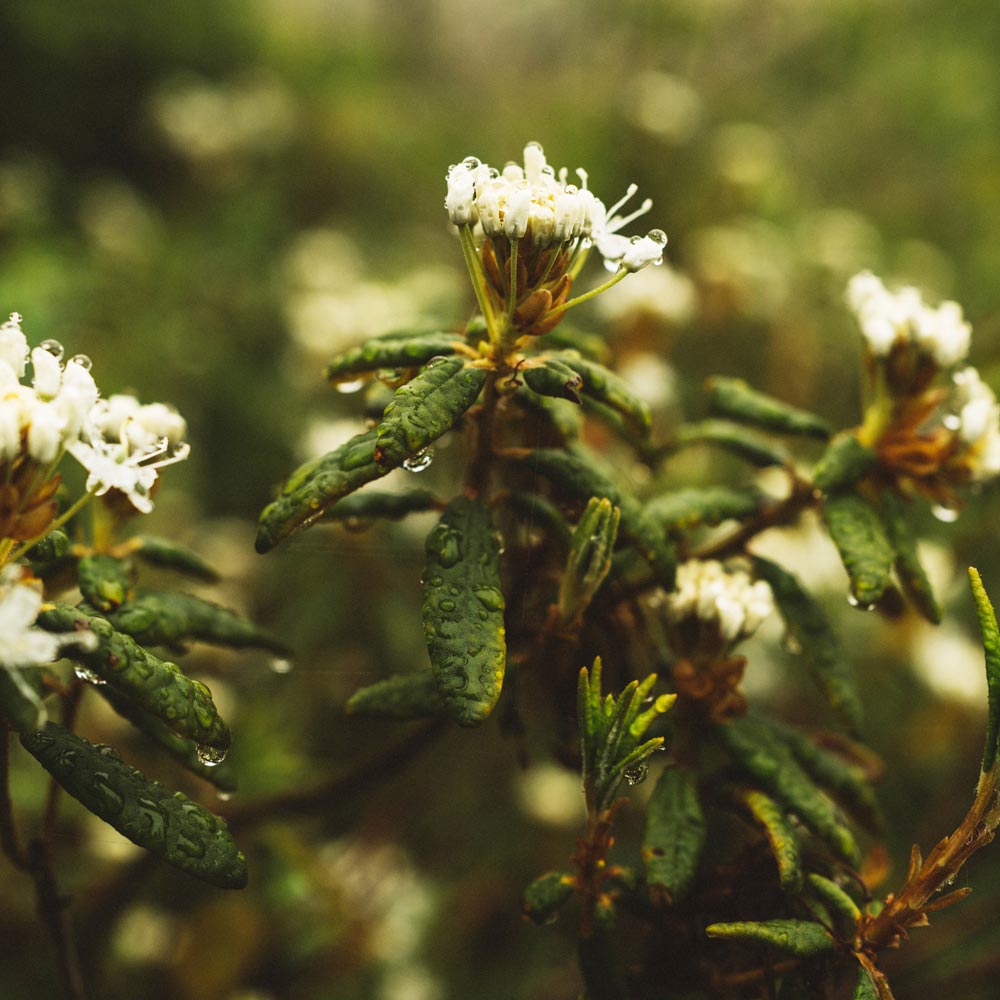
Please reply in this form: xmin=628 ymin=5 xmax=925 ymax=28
xmin=374 ymin=356 xmax=486 ymax=467
xmin=131 ymin=536 xmax=220 ymax=583
xmin=550 ymin=349 xmax=652 ymax=436
xmin=21 ymin=723 xmax=246 ymax=888
xmin=706 ymin=376 xmax=832 ymax=439
xmin=881 ymin=490 xmax=940 ymax=623
xmin=821 ymin=492 xmax=893 ymax=608
xmin=522 ymin=870 xmax=575 ymax=925
xmin=805 ymin=873 xmax=861 ymax=935
xmin=643 ymin=766 xmax=706 ymax=903
xmin=346 ymin=671 xmax=445 ymax=721
xmin=646 ymin=486 xmax=764 ymax=534
xmin=731 ymin=786 xmax=802 ymax=893
xmin=325 ymin=488 xmax=438 ymax=524
xmin=522 ymin=357 xmax=584 ymax=403
xmin=753 ymin=556 xmax=863 ymax=732
xmin=705 ymin=918 xmax=836 ymax=958
xmin=675 ymin=420 xmax=791 ymax=468
xmin=813 ymin=434 xmax=877 ymax=494
xmin=324 ymin=332 xmax=461 ymax=383
xmin=969 ymin=567 xmax=1000 ymax=773
xmin=77 ymin=554 xmax=135 ymax=612
xmin=422 ymin=497 xmax=506 ymax=726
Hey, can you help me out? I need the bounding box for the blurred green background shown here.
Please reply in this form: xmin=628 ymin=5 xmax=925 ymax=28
xmin=4 ymin=1 xmax=1000 ymax=997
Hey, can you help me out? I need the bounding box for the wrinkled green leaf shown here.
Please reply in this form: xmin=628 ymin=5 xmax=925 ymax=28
xmin=646 ymin=486 xmax=764 ymax=534
xmin=21 ymin=723 xmax=246 ymax=889
xmin=852 ymin=966 xmax=880 ymax=1000
xmin=325 ymin=488 xmax=439 ymax=524
xmin=675 ymin=420 xmax=791 ymax=468
xmin=880 ymin=490 xmax=940 ymax=623
xmin=324 ymin=332 xmax=461 ymax=383
xmin=346 ymin=671 xmax=445 ymax=721
xmin=374 ymin=356 xmax=486 ymax=467
xmin=77 ymin=554 xmax=135 ymax=612
xmin=96 ymin=685 xmax=237 ymax=791
xmin=715 ymin=714 xmax=859 ymax=865
xmin=969 ymin=567 xmax=1000 ymax=773
xmin=753 ymin=556 xmax=863 ymax=732
xmin=558 ymin=497 xmax=620 ymax=626
xmin=28 ymin=529 xmax=71 ymax=564
xmin=805 ymin=873 xmax=861 ymax=935
xmin=109 ymin=591 xmax=288 ymax=654
xmin=813 ymin=434 xmax=877 ymax=494
xmin=38 ymin=605 xmax=230 ymax=755
xmin=422 ymin=497 xmax=506 ymax=726
xmin=256 ymin=428 xmax=389 ymax=552
xmin=732 ymin=786 xmax=802 ymax=893
xmin=131 ymin=536 xmax=220 ymax=583
xmin=643 ymin=766 xmax=706 ymax=903
xmin=822 ymin=492 xmax=893 ymax=608
xmin=705 ymin=918 xmax=836 ymax=958
xmin=706 ymin=376 xmax=832 ymax=439
xmin=522 ymin=357 xmax=584 ymax=403
xmin=550 ymin=349 xmax=652 ymax=436
xmin=522 ymin=870 xmax=575 ymax=925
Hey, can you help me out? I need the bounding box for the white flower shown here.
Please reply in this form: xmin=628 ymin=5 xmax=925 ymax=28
xmin=845 ymin=270 xmax=971 ymax=367
xmin=952 ymin=367 xmax=1000 ymax=479
xmin=445 ymin=142 xmax=665 ymax=271
xmin=666 ymin=559 xmax=774 ymax=645
xmin=69 ymin=395 xmax=190 ymax=513
xmin=0 ymin=313 xmax=29 ymax=379
xmin=0 ymin=565 xmax=93 ymax=669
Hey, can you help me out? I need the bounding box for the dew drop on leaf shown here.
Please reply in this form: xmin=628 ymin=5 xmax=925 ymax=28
xmin=74 ymin=666 xmax=106 ymax=686
xmin=623 ymin=761 xmax=649 ymax=786
xmin=846 ymin=594 xmax=876 ymax=612
xmin=196 ymin=744 xmax=227 ymax=767
xmin=403 ymin=447 xmax=435 ymax=472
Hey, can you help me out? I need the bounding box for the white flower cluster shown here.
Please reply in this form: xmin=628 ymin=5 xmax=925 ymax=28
xmin=845 ymin=271 xmax=971 ymax=367
xmin=665 ymin=560 xmax=774 ymax=644
xmin=0 ymin=312 xmax=188 ymax=514
xmin=951 ymin=367 xmax=1000 ymax=479
xmin=445 ymin=142 xmax=667 ymax=272
xmin=0 ymin=564 xmax=94 ymax=670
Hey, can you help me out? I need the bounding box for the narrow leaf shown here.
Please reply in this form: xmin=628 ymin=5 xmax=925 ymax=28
xmin=522 ymin=358 xmax=584 ymax=403
xmin=38 ymin=605 xmax=231 ymax=755
xmin=324 ymin=333 xmax=461 ymax=383
xmin=21 ymin=723 xmax=246 ymax=888
xmin=422 ymin=497 xmax=506 ymax=726
xmin=675 ymin=420 xmax=791 ymax=468
xmin=813 ymin=434 xmax=877 ymax=494
xmin=77 ymin=554 xmax=135 ymax=612
xmin=806 ymin=873 xmax=861 ymax=934
xmin=852 ymin=965 xmax=880 ymax=1000
xmin=969 ymin=567 xmax=1000 ymax=772
xmin=522 ymin=870 xmax=575 ymax=925
xmin=131 ymin=536 xmax=220 ymax=583
xmin=821 ymin=492 xmax=893 ymax=608
xmin=325 ymin=489 xmax=438 ymax=524
xmin=732 ymin=786 xmax=803 ymax=893
xmin=706 ymin=376 xmax=831 ymax=439
xmin=345 ymin=672 xmax=445 ymax=721
xmin=645 ymin=487 xmax=764 ymax=534
xmin=753 ymin=556 xmax=863 ymax=732
xmin=550 ymin=349 xmax=652 ymax=436
xmin=374 ymin=356 xmax=486 ymax=467
xmin=881 ymin=490 xmax=940 ymax=623
xmin=705 ymin=918 xmax=835 ymax=958
xmin=643 ymin=766 xmax=706 ymax=904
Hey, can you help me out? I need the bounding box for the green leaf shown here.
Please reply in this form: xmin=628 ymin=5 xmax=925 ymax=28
xmin=109 ymin=591 xmax=288 ymax=654
xmin=731 ymin=786 xmax=803 ymax=893
xmin=0 ymin=666 xmax=47 ymax=733
xmin=642 ymin=766 xmax=706 ymax=904
xmin=821 ymin=492 xmax=893 ymax=608
xmin=95 ymin=685 xmax=237 ymax=792
xmin=558 ymin=497 xmax=620 ymax=626
xmin=256 ymin=429 xmax=388 ymax=552
xmin=645 ymin=486 xmax=764 ymax=534
xmin=325 ymin=489 xmax=439 ymax=524
xmin=37 ymin=605 xmax=231 ymax=756
xmin=805 ymin=873 xmax=861 ymax=935
xmin=812 ymin=434 xmax=877 ymax=494
xmin=549 ymin=349 xmax=652 ymax=436
xmin=324 ymin=333 xmax=461 ymax=384
xmin=131 ymin=536 xmax=220 ymax=583
xmin=522 ymin=870 xmax=575 ymax=925
xmin=715 ymin=714 xmax=860 ymax=865
xmin=880 ymin=490 xmax=940 ymax=623
xmin=706 ymin=376 xmax=832 ymax=439
xmin=752 ymin=556 xmax=863 ymax=732
xmin=852 ymin=966 xmax=880 ymax=1000
xmin=705 ymin=918 xmax=836 ymax=958
xmin=969 ymin=567 xmax=1000 ymax=773
xmin=374 ymin=356 xmax=487 ymax=468
xmin=21 ymin=723 xmax=246 ymax=889
xmin=522 ymin=357 xmax=584 ymax=403
xmin=512 ymin=445 xmax=676 ymax=587
xmin=27 ymin=529 xmax=71 ymax=563
xmin=345 ymin=671 xmax=445 ymax=721
xmin=675 ymin=420 xmax=791 ymax=468
xmin=537 ymin=323 xmax=610 ymax=362
xmin=422 ymin=497 xmax=506 ymax=726
xmin=77 ymin=554 xmax=135 ymax=612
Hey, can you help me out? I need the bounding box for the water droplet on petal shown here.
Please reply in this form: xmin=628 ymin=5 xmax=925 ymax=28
xmin=932 ymin=504 xmax=960 ymax=523
xmin=196 ymin=745 xmax=227 ymax=767
xmin=462 ymin=156 xmax=481 ymax=171
xmin=646 ymin=229 xmax=668 ymax=247
xmin=8 ymin=312 xmax=22 ymax=325
xmin=403 ymin=447 xmax=434 ymax=472
xmin=74 ymin=666 xmax=106 ymax=686
xmin=67 ymin=353 xmax=93 ymax=371
xmin=335 ymin=379 xmax=365 ymax=395
xmin=38 ymin=338 xmax=64 ymax=360
xmin=623 ymin=762 xmax=649 ymax=786
xmin=846 ymin=594 xmax=876 ymax=612
xmin=270 ymin=657 xmax=293 ymax=674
